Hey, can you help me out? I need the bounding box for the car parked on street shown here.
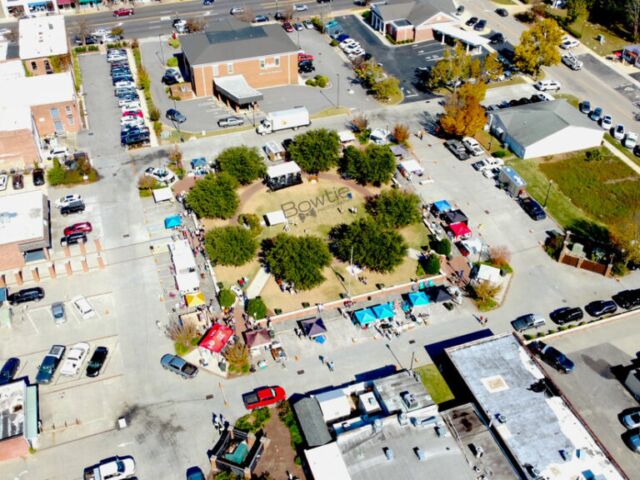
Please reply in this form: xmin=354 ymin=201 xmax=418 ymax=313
xmin=161 ymin=354 xmax=198 ymax=379
xmin=613 ymin=288 xmax=640 ymax=309
xmin=529 ymin=341 xmax=575 ymax=373
xmin=60 ymin=342 xmax=90 ymax=377
xmin=589 ymin=106 xmax=603 ymax=122
xmin=534 ymin=80 xmax=561 ymax=91
xmin=624 ymin=132 xmax=638 ymax=149
xmin=550 ymin=306 xmax=584 ymax=325
xmin=86 ymin=346 xmax=109 ymax=377
xmin=623 ymin=429 xmax=640 ymax=452
xmin=36 ymin=345 xmax=66 ymax=384
xmin=0 ymin=358 xmax=20 ymax=385
xmin=519 ymin=197 xmax=546 ymax=221
xmin=462 ymin=137 xmax=484 ymax=156
xmin=560 ymin=38 xmax=579 ymax=49
xmin=12 ymin=173 xmax=24 ymax=190
xmin=444 ymin=139 xmax=470 ymax=160
xmin=584 ymin=300 xmax=617 ymax=317
xmin=283 ymin=21 xmax=294 ymax=32
xmin=613 ymin=123 xmax=625 ymax=140
xmin=465 ymin=16 xmax=478 ymax=26
xmin=496 ymin=8 xmax=508 ymax=17
xmin=242 ymin=386 xmax=286 ymax=409
xmin=84 ymin=456 xmax=136 ymax=480
xmin=600 ymin=115 xmax=613 ymax=130
xmin=579 ymin=100 xmax=591 ymax=114
xmin=113 ymin=7 xmax=134 ymax=16
xmin=474 ymin=19 xmax=487 ymax=31
xmin=511 ymin=313 xmax=546 ymax=332
xmin=72 ymin=295 xmax=96 ymax=320
xmin=622 ymin=408 xmax=640 ymax=429
xmin=8 ymin=287 xmax=44 ymax=305
xmin=218 ymin=116 xmax=245 ymax=128
xmin=51 ymin=302 xmax=67 ymax=325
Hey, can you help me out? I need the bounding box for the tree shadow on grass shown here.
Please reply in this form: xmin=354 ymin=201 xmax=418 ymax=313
xmin=566 ymin=219 xmax=610 ymax=244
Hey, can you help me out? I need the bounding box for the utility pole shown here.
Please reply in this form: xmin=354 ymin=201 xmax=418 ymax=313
xmin=543 ymin=179 xmax=553 ymax=207
xmin=337 ymin=73 xmax=340 ymax=107
xmin=158 ymin=33 xmax=165 ymax=65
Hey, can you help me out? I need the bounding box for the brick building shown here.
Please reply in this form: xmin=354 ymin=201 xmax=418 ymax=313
xmin=181 ymin=19 xmax=299 ymax=105
xmin=370 ymin=0 xmax=457 ymax=44
xmin=19 ymin=15 xmax=69 ymax=76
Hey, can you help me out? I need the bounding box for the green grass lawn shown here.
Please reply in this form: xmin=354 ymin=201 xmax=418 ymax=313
xmin=491 ymin=0 xmax=514 ymax=4
xmin=554 ymin=93 xmax=580 ymax=109
xmin=415 ymin=364 xmax=454 ymax=404
xmin=571 ymin=20 xmax=629 ymax=57
xmin=604 ymin=133 xmax=640 ymax=167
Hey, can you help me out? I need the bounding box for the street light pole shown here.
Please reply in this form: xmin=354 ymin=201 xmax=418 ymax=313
xmin=337 ymin=73 xmax=340 ymax=107
xmin=158 ymin=33 xmax=165 ymax=65
xmin=543 ymin=179 xmax=553 ymax=207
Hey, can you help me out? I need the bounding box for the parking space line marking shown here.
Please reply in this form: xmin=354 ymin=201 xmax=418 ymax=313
xmin=27 ymin=312 xmax=40 ymax=334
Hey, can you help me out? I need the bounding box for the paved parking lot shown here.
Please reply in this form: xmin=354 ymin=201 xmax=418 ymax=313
xmin=539 ymin=315 xmax=640 ymax=480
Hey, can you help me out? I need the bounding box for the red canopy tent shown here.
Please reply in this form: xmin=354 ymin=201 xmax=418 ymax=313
xmin=448 ymin=222 xmax=472 ymax=242
xmin=199 ymin=323 xmax=233 ymax=354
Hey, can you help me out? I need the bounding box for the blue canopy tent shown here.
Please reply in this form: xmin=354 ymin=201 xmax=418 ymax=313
xmin=354 ymin=308 xmax=377 ymax=327
xmin=408 ymin=291 xmax=430 ymax=308
xmin=432 ymin=200 xmax=452 ymax=213
xmin=372 ymin=302 xmax=395 ymax=320
xmin=164 ymin=215 xmax=182 ymax=229
xmin=191 ymin=157 xmax=207 ymax=169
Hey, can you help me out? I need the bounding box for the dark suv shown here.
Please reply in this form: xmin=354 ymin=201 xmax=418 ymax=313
xmin=444 ymin=139 xmax=470 ymax=160
xmin=32 ymin=168 xmax=45 ymax=186
xmin=585 ymin=300 xmax=617 ymax=317
xmin=8 ymin=287 xmax=45 ymax=305
xmin=60 ymin=232 xmax=87 ymax=246
xmin=550 ymin=306 xmax=583 ymax=325
xmin=530 ymin=341 xmax=575 ymax=373
xmin=520 ymin=197 xmax=546 ymax=221
xmin=613 ymin=288 xmax=640 ymax=310
xmin=60 ymin=201 xmax=85 ymax=215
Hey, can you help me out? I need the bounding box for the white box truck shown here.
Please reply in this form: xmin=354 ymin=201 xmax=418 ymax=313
xmin=257 ymin=107 xmax=310 ymax=135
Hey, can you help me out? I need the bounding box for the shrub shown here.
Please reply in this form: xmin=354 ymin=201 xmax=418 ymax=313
xmin=311 ymin=16 xmax=323 ymax=31
xmin=330 ymin=39 xmax=339 ymax=47
xmin=315 ymin=75 xmax=328 ymax=88
xmin=392 ymin=123 xmax=410 ymax=144
xmin=168 ymin=37 xmax=180 ymax=49
xmin=246 ymin=297 xmax=267 ymax=320
xmin=352 ymin=114 xmax=368 ymax=132
xmin=235 ymin=407 xmax=271 ymax=433
xmin=493 ymin=150 xmax=507 ymax=158
xmin=305 ymin=78 xmax=317 ymax=87
xmin=515 ymin=11 xmax=536 ymax=23
xmin=218 ymin=289 xmax=236 ymax=308
xmin=424 ymin=254 xmax=441 ymax=275
xmin=46 ymin=160 xmax=65 ymax=186
xmin=149 ymin=107 xmax=160 ymax=122
xmin=238 ymin=213 xmax=262 ymax=236
xmin=432 ymin=238 xmax=452 ymax=256
xmin=153 ymin=120 xmax=163 ymax=138
xmin=167 ymin=57 xmax=178 ymax=68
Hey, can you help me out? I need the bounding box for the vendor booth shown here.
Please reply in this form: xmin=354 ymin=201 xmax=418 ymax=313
xmin=300 ymin=318 xmax=327 ymax=343
xmin=164 ymin=215 xmax=182 ymax=229
xmin=244 ymin=328 xmax=272 ymax=353
xmin=431 ymin=200 xmax=452 ymax=215
xmin=448 ymin=222 xmax=472 ymax=242
xmin=353 ymin=307 xmax=377 ymax=328
xmin=372 ymin=302 xmax=395 ymax=321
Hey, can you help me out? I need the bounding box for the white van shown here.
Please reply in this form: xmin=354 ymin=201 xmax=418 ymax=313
xmin=534 ymin=79 xmax=562 ymax=92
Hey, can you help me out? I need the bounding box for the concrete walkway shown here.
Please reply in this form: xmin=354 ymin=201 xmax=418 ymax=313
xmin=246 ymin=267 xmax=271 ymax=299
xmin=603 ymin=140 xmax=640 ymax=175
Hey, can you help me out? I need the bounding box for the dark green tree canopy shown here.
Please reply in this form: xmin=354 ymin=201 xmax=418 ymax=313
xmin=246 ymin=297 xmax=267 ymax=319
xmin=289 ymin=129 xmax=340 ymax=173
xmin=366 ymin=190 xmax=422 ymax=228
xmin=186 ymin=172 xmax=239 ymax=219
xmin=330 ymin=218 xmax=407 ymax=273
xmin=263 ymin=234 xmax=332 ymax=290
xmin=340 ymin=144 xmax=395 ymax=185
xmin=216 ymin=146 xmax=266 ymax=185
xmin=205 ymin=226 xmax=258 ymax=266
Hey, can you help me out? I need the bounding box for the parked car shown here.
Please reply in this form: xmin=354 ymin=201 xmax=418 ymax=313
xmin=186 ymin=467 xmax=206 ymax=480
xmin=519 ymin=197 xmax=546 ymax=220
xmin=600 ymin=114 xmax=613 ymax=130
xmin=560 ymin=38 xmax=580 ymax=49
xmin=161 ymin=354 xmax=198 ymax=379
xmin=0 ymin=358 xmax=20 ymax=385
xmin=495 ymin=8 xmax=508 ymax=17
xmin=32 ymin=168 xmax=45 ymax=186
xmin=624 ymin=132 xmax=638 ymax=149
xmin=490 ymin=32 xmax=504 ymax=44
xmin=145 ymin=167 xmax=176 ymax=185
xmin=253 ymin=15 xmax=269 ymax=23
xmin=113 ymin=7 xmax=134 ymax=16
xmin=11 ymin=173 xmax=24 ymax=190
xmin=455 ymin=5 xmax=465 ymax=15
xmin=444 ymin=139 xmax=470 ymax=160
xmin=72 ymin=295 xmax=96 ymax=320
xmin=622 ymin=408 xmax=640 ymax=429
xmin=579 ymin=100 xmax=591 ymax=114
xmin=64 ymin=222 xmax=93 ymax=236
xmin=86 ymin=346 xmax=109 ymax=377
xmin=584 ymin=300 xmax=617 ymax=317
xmin=294 ymin=22 xmax=304 ymax=31
xmin=613 ymin=288 xmax=640 ymax=309
xmin=0 ymin=174 xmax=7 ymax=191
xmin=304 ymin=19 xmax=314 ymax=29
xmin=122 ymin=128 xmax=150 ymax=146
xmin=163 ymin=67 xmax=184 ymax=84
xmin=474 ymin=19 xmax=487 ymax=31
xmin=293 ymin=3 xmax=308 ymax=11
xmin=61 ymin=201 xmax=86 ymax=216
xmin=36 ymin=345 xmax=66 ymax=384
xmin=8 ymin=287 xmax=44 ymax=305
xmin=60 ymin=342 xmax=90 ymax=377
xmin=465 ymin=16 xmax=478 ymax=26
xmin=51 ymin=302 xmax=67 ymax=325
xmin=242 ymin=386 xmax=286 ymax=409
xmin=217 ymin=116 xmax=244 ymax=128
xmin=298 ymin=61 xmax=315 ymax=73
xmin=623 ymin=429 xmax=640 ymax=452
xmin=534 ymin=80 xmax=561 ymax=91
xmin=613 ymin=123 xmax=625 ymax=140
xmin=166 ymin=108 xmax=187 ymax=124
xmin=283 ymin=21 xmax=294 ymax=32
xmin=61 ymin=232 xmax=87 ymax=247
xmin=561 ymin=52 xmax=583 ymax=70
xmin=462 ymin=137 xmax=484 ymax=156
xmin=511 ymin=314 xmax=546 ymax=332
xmin=589 ymin=107 xmax=603 ymax=122
xmin=550 ymin=306 xmax=584 ymax=325
xmin=84 ymin=456 xmax=136 ymax=480
xmin=530 ymin=341 xmax=575 ymax=373
xmin=56 ymin=193 xmax=82 ymax=208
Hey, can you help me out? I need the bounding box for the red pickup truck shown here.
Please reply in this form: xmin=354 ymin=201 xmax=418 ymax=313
xmin=242 ymin=386 xmax=286 ymax=410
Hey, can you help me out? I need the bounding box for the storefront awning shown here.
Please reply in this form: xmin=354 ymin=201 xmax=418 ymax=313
xmin=214 ymin=75 xmax=263 ymax=106
xmin=57 ymin=0 xmax=74 ymax=5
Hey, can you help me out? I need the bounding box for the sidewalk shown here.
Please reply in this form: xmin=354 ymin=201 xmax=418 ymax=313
xmin=603 ymin=140 xmax=640 ymax=175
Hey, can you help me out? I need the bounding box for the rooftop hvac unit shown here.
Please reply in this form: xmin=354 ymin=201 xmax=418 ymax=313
xmin=397 ymin=412 xmax=409 ymax=426
xmin=373 ymin=418 xmax=383 ymax=433
xmin=414 ymin=447 xmax=426 ymax=461
xmin=383 ymin=447 xmax=394 ymax=462
xmin=401 ymin=391 xmax=418 ymax=409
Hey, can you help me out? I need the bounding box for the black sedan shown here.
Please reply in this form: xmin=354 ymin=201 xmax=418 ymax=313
xmin=86 ymin=346 xmax=109 ymax=377
xmin=519 ymin=197 xmax=546 ymax=221
xmin=0 ymin=358 xmax=20 ymax=385
xmin=550 ymin=306 xmax=584 ymax=325
xmin=166 ymin=108 xmax=187 ymax=124
xmin=496 ymin=8 xmax=508 ymax=17
xmin=465 ymin=16 xmax=478 ymax=26
xmin=585 ymin=300 xmax=617 ymax=317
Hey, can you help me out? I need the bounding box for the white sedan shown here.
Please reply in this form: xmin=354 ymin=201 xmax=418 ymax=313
xmin=462 ymin=137 xmax=484 ymax=156
xmin=293 ymin=4 xmax=308 ymax=11
xmin=145 ymin=167 xmax=177 ymax=185
xmin=72 ymin=295 xmax=96 ymax=320
xmin=560 ymin=38 xmax=579 ymax=49
xmin=60 ymin=342 xmax=90 ymax=376
xmin=55 ymin=194 xmax=82 ymax=208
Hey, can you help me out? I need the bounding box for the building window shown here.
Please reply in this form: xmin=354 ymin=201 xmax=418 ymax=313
xmin=54 ymin=121 xmax=63 ymax=133
xmin=259 ymin=58 xmax=265 ymax=69
xmin=65 ymin=106 xmax=72 ymax=115
xmin=44 ymin=59 xmax=52 ymax=73
xmin=31 ymin=61 xmax=37 ymax=71
xmin=274 ymin=56 xmax=280 ymax=67
xmin=212 ymin=65 xmax=219 ymax=76
xmin=227 ymin=63 xmax=233 ymax=74
xmin=67 ymin=115 xmax=74 ymax=126
xmin=50 ymin=107 xmax=60 ymax=121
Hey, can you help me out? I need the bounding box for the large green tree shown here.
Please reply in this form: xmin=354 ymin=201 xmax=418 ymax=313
xmin=340 ymin=144 xmax=395 ymax=185
xmin=289 ymin=129 xmax=341 ymax=173
xmin=366 ymin=190 xmax=422 ymax=228
xmin=513 ymin=18 xmax=564 ymax=76
xmin=263 ymin=234 xmax=332 ymax=290
xmin=216 ymin=146 xmax=266 ymax=185
xmin=204 ymin=226 xmax=258 ymax=266
xmin=330 ymin=218 xmax=407 ymax=273
xmin=372 ymin=76 xmax=401 ymax=102
xmin=186 ymin=172 xmax=239 ymax=219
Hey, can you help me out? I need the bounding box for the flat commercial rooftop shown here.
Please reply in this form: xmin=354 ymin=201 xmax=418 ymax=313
xmin=0 ymin=191 xmax=47 ymax=246
xmin=447 ymin=334 xmax=624 ymax=480
xmin=0 ymin=71 xmax=75 ymax=109
xmin=19 ymin=15 xmax=68 ymax=60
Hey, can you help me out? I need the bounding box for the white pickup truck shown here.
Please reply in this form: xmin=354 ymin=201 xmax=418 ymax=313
xmin=84 ymin=456 xmax=136 ymax=480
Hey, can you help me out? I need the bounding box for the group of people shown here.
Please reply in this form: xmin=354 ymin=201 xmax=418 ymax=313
xmin=212 ymin=412 xmax=228 ymax=433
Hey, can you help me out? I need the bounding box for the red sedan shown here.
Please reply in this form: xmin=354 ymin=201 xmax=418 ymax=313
xmin=283 ymin=22 xmax=294 ymax=33
xmin=298 ymin=52 xmax=314 ymax=62
xmin=113 ymin=8 xmax=134 ymax=17
xmin=242 ymin=386 xmax=286 ymax=410
xmin=64 ymin=222 xmax=93 ymax=236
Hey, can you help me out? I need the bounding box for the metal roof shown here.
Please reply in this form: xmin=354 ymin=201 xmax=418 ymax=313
xmin=293 ymin=397 xmax=333 ymax=448
xmin=181 ymin=19 xmax=298 ymax=66
xmin=214 ymin=75 xmax=263 ymax=105
xmin=375 ymin=0 xmax=456 ymax=26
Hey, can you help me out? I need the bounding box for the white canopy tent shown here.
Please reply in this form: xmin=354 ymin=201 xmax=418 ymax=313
xmin=265 ymin=210 xmax=288 ymax=226
xmin=169 ymin=239 xmax=197 ymax=274
xmin=175 ymin=272 xmax=200 ymax=294
xmin=152 ymin=187 xmax=174 ymax=203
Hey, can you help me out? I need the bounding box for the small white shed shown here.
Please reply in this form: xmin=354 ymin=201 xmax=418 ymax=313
xmin=264 ymin=210 xmax=287 ymax=226
xmin=153 ymin=187 xmax=174 ymax=203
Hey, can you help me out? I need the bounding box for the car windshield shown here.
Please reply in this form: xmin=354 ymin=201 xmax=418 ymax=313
xmin=630 ymin=412 xmax=640 ymax=422
xmin=41 ymin=357 xmax=55 ymax=371
xmin=116 ymin=460 xmax=125 ymax=473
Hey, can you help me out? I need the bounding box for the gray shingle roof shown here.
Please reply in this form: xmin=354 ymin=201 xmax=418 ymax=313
xmin=493 ymin=100 xmax=602 ymax=147
xmin=293 ymin=397 xmax=332 ymax=448
xmin=376 ymin=0 xmax=456 ymax=25
xmin=181 ymin=19 xmax=298 ymax=66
